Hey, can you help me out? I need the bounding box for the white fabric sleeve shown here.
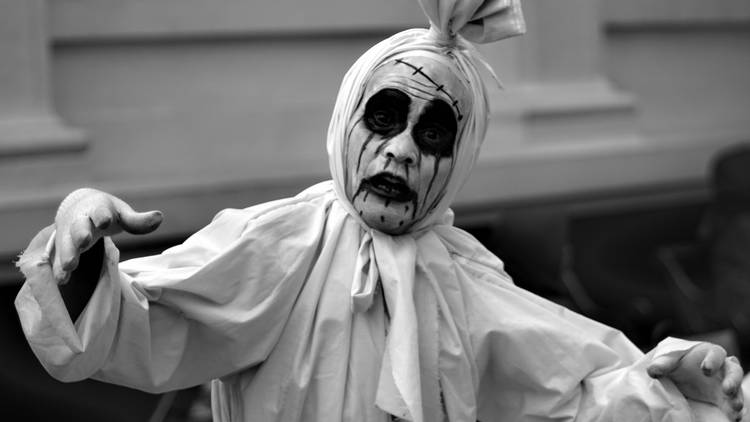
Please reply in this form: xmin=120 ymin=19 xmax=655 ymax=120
xmin=463 ymin=261 xmax=723 ymax=421
xmin=15 ymin=200 xmax=328 ymax=393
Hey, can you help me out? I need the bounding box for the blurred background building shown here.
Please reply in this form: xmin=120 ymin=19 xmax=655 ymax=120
xmin=1 ymin=0 xmax=749 ymax=420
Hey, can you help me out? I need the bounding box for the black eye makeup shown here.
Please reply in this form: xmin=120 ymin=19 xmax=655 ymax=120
xmin=363 ymin=88 xmax=410 ymax=137
xmin=412 ymin=99 xmax=457 ymax=157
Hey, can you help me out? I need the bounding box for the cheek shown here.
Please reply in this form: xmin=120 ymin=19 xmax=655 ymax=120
xmin=344 ymin=126 xmax=379 ymax=189
xmin=415 ymin=155 xmax=453 ymax=206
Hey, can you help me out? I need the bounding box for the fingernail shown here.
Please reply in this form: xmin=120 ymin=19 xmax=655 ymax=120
xmin=79 ymin=234 xmax=92 ymax=250
xmin=726 ymin=384 xmax=738 ymax=396
xmin=62 ymin=255 xmax=79 ymax=272
xmin=647 ymin=367 xmax=663 ymax=378
xmin=54 ymin=269 xmax=68 ymax=284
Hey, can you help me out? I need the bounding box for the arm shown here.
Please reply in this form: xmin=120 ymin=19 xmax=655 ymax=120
xmin=16 ymin=189 xmax=328 ymax=393
xmin=16 ymin=189 xmax=162 ymax=356
xmin=464 ymin=265 xmax=737 ymax=421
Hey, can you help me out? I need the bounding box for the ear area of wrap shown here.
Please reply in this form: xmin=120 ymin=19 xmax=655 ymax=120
xmin=417 ymin=0 xmax=526 ymax=44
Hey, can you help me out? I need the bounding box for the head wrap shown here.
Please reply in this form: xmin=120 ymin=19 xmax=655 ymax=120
xmin=327 ymin=1 xmax=524 ymax=420
xmin=328 ymin=0 xmax=524 ymax=233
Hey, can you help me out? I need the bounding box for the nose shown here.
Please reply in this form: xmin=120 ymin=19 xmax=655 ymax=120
xmin=382 ymin=131 xmax=418 ymax=166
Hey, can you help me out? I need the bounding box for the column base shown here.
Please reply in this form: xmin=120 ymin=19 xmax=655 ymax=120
xmin=0 ymin=113 xmax=86 ymax=156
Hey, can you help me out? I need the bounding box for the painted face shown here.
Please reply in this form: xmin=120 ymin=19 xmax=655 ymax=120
xmin=344 ymin=55 xmax=470 ymax=234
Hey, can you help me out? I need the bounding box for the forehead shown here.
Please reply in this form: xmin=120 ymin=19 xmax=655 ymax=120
xmin=363 ymin=55 xmax=471 ymax=122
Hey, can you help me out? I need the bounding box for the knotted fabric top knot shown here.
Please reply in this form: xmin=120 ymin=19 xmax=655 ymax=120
xmin=418 ymin=0 xmax=525 ymax=45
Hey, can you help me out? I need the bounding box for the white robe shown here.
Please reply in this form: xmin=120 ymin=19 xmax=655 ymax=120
xmin=15 ymin=181 xmax=714 ymax=422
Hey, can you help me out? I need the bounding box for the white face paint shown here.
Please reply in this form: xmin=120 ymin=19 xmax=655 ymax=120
xmin=344 ymin=55 xmax=470 ymax=234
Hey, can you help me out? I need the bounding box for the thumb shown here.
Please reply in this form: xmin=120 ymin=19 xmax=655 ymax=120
xmin=647 ymin=354 xmax=682 ymax=378
xmin=111 ymin=197 xmax=163 ymax=235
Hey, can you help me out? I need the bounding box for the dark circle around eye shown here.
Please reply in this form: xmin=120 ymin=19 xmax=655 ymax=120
xmin=413 ymin=99 xmax=457 ymax=157
xmin=415 ymin=126 xmax=453 ymax=154
xmin=371 ymin=110 xmax=394 ymax=128
xmin=363 ymin=88 xmax=409 ymax=136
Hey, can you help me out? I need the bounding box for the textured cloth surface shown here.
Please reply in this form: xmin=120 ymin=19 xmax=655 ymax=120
xmin=16 ymin=181 xmax=707 ymax=422
xmin=11 ymin=0 xmax=722 ymax=420
xmin=417 ymin=0 xmax=525 ymax=43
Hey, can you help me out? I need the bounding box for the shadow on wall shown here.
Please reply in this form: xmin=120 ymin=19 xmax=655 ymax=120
xmin=466 ymin=201 xmax=707 ymax=350
xmin=468 ymin=142 xmax=750 ymax=360
xmin=655 ymin=143 xmax=750 ymax=363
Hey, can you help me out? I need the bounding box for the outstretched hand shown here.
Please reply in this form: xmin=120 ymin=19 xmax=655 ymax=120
xmin=647 ymin=342 xmax=745 ymax=421
xmin=52 ymin=188 xmax=163 ymax=284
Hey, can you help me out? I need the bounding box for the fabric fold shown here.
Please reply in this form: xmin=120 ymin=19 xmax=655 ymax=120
xmin=350 ymin=232 xmax=378 ymax=313
xmin=15 ymin=182 xmax=708 ymax=421
xmin=371 ymin=233 xmax=424 ymax=421
xmin=417 ymin=0 xmax=525 ymax=43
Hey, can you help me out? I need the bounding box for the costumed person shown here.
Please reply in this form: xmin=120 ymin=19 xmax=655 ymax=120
xmin=14 ymin=0 xmax=747 ymax=421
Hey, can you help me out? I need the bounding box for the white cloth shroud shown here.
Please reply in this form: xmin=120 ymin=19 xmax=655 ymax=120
xmin=16 ymin=181 xmax=707 ymax=422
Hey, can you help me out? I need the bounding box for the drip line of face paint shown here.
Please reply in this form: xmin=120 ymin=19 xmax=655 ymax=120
xmin=422 ymin=153 xmax=443 ymax=212
xmin=356 ymin=133 xmax=376 ymax=175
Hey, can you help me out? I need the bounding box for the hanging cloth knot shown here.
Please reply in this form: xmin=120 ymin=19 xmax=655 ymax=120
xmin=351 ymin=231 xmax=379 ymax=313
xmin=350 ymin=230 xmax=442 ymax=422
xmin=417 ymin=0 xmax=525 ymax=45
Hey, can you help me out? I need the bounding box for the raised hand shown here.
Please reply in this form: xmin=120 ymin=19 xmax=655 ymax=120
xmin=648 ymin=342 xmax=745 ymax=421
xmin=51 ymin=188 xmax=163 ymax=283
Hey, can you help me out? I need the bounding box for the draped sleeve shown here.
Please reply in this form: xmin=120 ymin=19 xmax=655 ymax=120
xmin=464 ymin=273 xmax=690 ymax=420
xmin=15 ymin=189 xmax=332 ymax=393
xmin=437 ymin=225 xmax=724 ymax=421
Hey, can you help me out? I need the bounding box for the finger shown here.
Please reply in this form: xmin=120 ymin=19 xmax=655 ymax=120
xmin=702 ymin=345 xmax=728 ymax=376
xmin=729 ymin=393 xmax=744 ymax=412
xmin=89 ymin=205 xmax=113 ymax=231
xmin=120 ymin=209 xmax=163 ymax=235
xmin=111 ymin=197 xmax=163 ymax=235
xmin=53 ymin=228 xmax=77 ymax=284
xmin=724 ymin=393 xmax=744 ymax=422
xmin=723 ymin=356 xmax=744 ymax=396
xmin=647 ymin=354 xmax=682 ymax=378
xmin=70 ymin=216 xmax=94 ymax=252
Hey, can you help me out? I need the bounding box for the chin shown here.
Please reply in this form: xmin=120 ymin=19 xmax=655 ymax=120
xmin=361 ymin=212 xmax=410 ymax=234
xmin=354 ymin=193 xmax=416 ymax=235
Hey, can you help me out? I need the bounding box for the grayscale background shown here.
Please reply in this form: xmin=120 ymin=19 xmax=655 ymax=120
xmin=1 ymin=0 xmax=749 ymax=420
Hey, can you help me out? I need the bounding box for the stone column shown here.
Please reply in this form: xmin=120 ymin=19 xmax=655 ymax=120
xmin=0 ymin=0 xmax=85 ymax=156
xmin=462 ymin=0 xmax=642 ymax=203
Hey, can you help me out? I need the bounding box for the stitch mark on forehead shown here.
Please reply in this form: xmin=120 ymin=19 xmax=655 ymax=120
xmin=394 ymin=59 xmax=464 ymax=122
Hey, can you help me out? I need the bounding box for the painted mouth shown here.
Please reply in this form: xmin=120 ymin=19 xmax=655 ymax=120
xmin=362 ymin=173 xmax=416 ymax=202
